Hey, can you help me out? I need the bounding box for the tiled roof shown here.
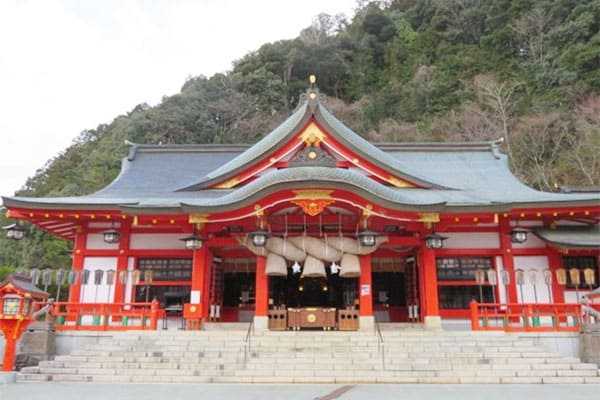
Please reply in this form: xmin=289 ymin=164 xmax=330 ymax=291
xmin=3 ymin=88 xmax=599 ymax=212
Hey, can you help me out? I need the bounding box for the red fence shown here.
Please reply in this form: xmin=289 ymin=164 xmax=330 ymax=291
xmin=470 ymin=301 xmax=600 ymax=332
xmin=36 ymin=300 xmax=164 ymax=331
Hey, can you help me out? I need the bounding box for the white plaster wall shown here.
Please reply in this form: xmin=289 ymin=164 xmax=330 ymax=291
xmin=86 ymin=233 xmax=119 ymax=250
xmin=80 ymin=257 xmax=118 ymax=303
xmin=513 ymin=256 xmax=552 ymax=303
xmin=130 ymin=233 xmax=186 ymax=250
xmin=495 ymin=256 xmax=508 ymax=304
xmin=564 ymin=290 xmax=594 ymax=304
xmin=443 ymin=232 xmax=500 ymax=249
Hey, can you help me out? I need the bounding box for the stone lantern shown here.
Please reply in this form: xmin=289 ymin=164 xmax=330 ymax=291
xmin=0 ymin=274 xmax=48 ymax=376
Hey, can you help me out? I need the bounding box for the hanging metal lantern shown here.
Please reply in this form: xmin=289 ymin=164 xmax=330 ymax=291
xmin=424 ymin=232 xmax=448 ymax=249
xmin=180 ymin=226 xmax=203 ymax=250
xmin=509 ymin=227 xmax=528 ymax=244
xmin=357 ymin=229 xmax=378 ymax=247
xmin=102 ymin=223 xmax=120 ymax=244
xmin=302 ymin=255 xmax=327 ymax=278
xmin=340 ymin=254 xmax=361 ymax=278
xmin=3 ymin=221 xmax=25 ymax=240
xmin=265 ymin=253 xmax=288 ymax=277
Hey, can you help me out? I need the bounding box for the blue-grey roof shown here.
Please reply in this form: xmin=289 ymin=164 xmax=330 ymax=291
xmin=534 ymin=226 xmax=600 ymax=249
xmin=2 ymin=89 xmax=599 ymax=213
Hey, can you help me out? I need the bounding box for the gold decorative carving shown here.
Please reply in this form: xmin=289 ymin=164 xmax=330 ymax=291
xmin=189 ymin=214 xmax=209 ymax=224
xmin=254 ymin=204 xmax=264 ymax=217
xmin=388 ymin=177 xmax=415 ymax=188
xmin=216 ymin=177 xmax=240 ymax=189
xmin=291 ymin=199 xmax=334 ymax=216
xmin=292 ymin=189 xmax=333 ymax=200
xmin=418 ymin=213 xmax=440 ymax=223
xmin=299 ymin=122 xmax=326 ymax=146
xmin=307 ymin=313 xmax=316 ymax=323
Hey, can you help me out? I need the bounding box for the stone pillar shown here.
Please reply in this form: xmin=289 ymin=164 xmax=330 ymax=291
xmin=17 ymin=320 xmax=56 ymax=370
xmin=580 ymin=323 xmax=600 ymax=365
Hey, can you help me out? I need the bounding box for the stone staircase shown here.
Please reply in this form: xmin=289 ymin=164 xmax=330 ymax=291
xmin=18 ymin=324 xmax=600 ymax=384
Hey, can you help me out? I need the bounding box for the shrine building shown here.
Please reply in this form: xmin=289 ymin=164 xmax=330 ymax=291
xmin=2 ymin=81 xmax=599 ymax=331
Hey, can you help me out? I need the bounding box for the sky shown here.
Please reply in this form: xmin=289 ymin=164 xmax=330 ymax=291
xmin=0 ymin=0 xmax=357 ymax=198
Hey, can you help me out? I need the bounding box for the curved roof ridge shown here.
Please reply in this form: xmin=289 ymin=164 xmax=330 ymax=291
xmin=183 ymin=167 xmax=444 ymax=207
xmin=315 ymin=106 xmax=449 ymax=189
xmin=183 ymin=101 xmax=311 ymax=189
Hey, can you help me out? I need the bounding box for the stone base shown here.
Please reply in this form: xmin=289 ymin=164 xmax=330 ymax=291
xmin=253 ymin=316 xmax=269 ymax=332
xmin=580 ymin=323 xmax=600 ymax=365
xmin=424 ymin=315 xmax=442 ymax=330
xmin=359 ymin=316 xmax=374 ymax=331
xmin=0 ymin=372 xmax=17 ymax=384
xmin=20 ymin=330 xmax=56 ymax=357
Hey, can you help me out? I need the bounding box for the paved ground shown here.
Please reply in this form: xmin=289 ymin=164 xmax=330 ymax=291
xmin=1 ymin=383 xmax=600 ymax=400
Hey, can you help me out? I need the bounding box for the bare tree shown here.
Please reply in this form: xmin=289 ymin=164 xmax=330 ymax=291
xmin=565 ymin=95 xmax=600 ymax=185
xmin=512 ymin=113 xmax=568 ymax=190
xmin=474 ymin=74 xmax=523 ymax=160
xmin=513 ymin=7 xmax=551 ymax=62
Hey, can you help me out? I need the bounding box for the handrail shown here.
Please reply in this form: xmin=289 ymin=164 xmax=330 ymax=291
xmin=38 ymin=300 xmax=162 ymax=331
xmin=243 ymin=318 xmax=254 ymax=366
xmin=374 ymin=318 xmax=385 ymax=369
xmin=470 ymin=301 xmax=589 ymax=332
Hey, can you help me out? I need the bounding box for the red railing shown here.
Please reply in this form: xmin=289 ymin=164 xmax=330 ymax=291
xmin=469 ymin=301 xmax=598 ymax=332
xmin=35 ymin=300 xmax=164 ymax=331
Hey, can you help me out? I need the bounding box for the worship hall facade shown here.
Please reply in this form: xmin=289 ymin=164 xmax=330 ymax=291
xmin=3 ymin=82 xmax=599 ymax=330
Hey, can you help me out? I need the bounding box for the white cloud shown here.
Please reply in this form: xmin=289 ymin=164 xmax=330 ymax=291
xmin=0 ymin=0 xmax=356 ymax=197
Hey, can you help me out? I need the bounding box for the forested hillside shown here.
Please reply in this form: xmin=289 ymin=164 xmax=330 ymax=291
xmin=1 ymin=0 xmax=599 ymax=274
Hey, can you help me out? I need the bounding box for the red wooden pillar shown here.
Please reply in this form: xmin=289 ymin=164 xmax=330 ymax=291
xmin=419 ymin=244 xmax=440 ymax=320
xmin=68 ymin=230 xmax=87 ymax=303
xmin=113 ymin=220 xmax=131 ymax=303
xmin=201 ymin=247 xmax=212 ymax=320
xmin=547 ymin=250 xmax=565 ymax=303
xmin=499 ymin=222 xmax=519 ymax=303
xmin=359 ymin=254 xmax=373 ymax=316
xmin=191 ymin=246 xmax=207 ymax=320
xmin=254 ymin=255 xmax=268 ymax=317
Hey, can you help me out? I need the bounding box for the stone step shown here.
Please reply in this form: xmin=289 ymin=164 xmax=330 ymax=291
xmin=17 ymin=329 xmax=599 ymax=384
